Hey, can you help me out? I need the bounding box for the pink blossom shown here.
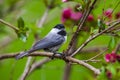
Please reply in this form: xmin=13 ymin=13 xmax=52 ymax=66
xmin=61 ymin=8 xmax=72 ymax=23
xmin=61 ymin=8 xmax=83 ymax=23
xmin=62 ymin=0 xmax=67 ymax=2
xmin=87 ymin=14 xmax=94 ymax=22
xmin=106 ymin=70 xmax=112 ymax=79
xmin=62 ymin=8 xmax=72 ymax=19
xmin=71 ymin=12 xmax=82 ymax=21
xmin=104 ymin=9 xmax=113 ymax=19
xmin=105 ymin=53 xmax=116 ymax=63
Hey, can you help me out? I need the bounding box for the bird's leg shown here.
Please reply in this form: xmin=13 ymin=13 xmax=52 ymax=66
xmin=51 ymin=52 xmax=64 ymax=59
xmin=51 ymin=52 xmax=58 ymax=59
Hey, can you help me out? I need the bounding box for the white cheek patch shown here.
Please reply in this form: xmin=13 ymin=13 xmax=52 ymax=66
xmin=50 ymin=28 xmax=60 ymax=34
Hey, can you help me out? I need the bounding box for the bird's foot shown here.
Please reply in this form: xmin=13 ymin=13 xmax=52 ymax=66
xmin=51 ymin=52 xmax=64 ymax=59
xmin=51 ymin=52 xmax=69 ymax=62
xmin=51 ymin=52 xmax=57 ymax=59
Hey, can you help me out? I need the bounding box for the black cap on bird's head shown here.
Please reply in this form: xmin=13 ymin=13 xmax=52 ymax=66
xmin=54 ymin=24 xmax=65 ymax=29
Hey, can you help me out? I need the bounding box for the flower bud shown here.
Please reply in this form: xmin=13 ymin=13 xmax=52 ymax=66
xmin=105 ymin=53 xmax=116 ymax=63
xmin=104 ymin=9 xmax=113 ymax=19
xmin=87 ymin=14 xmax=94 ymax=22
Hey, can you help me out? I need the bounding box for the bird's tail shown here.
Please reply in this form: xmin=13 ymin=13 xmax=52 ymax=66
xmin=15 ymin=51 xmax=29 ymax=60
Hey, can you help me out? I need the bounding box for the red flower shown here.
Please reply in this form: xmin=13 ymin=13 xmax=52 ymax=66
xmin=105 ymin=53 xmax=116 ymax=63
xmin=71 ymin=12 xmax=82 ymax=21
xmin=61 ymin=8 xmax=72 ymax=23
xmin=106 ymin=70 xmax=112 ymax=79
xmin=115 ymin=12 xmax=120 ymax=19
xmin=87 ymin=14 xmax=94 ymax=22
xmin=62 ymin=8 xmax=72 ymax=19
xmin=104 ymin=9 xmax=113 ymax=19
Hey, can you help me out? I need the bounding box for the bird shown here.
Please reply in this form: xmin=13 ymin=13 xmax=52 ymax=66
xmin=15 ymin=24 xmax=67 ymax=59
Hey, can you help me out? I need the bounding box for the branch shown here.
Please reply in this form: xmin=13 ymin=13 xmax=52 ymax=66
xmin=0 ymin=36 xmax=13 ymax=49
xmin=71 ymin=20 xmax=120 ymax=56
xmin=29 ymin=57 xmax=51 ymax=74
xmin=87 ymin=48 xmax=108 ymax=61
xmin=0 ymin=52 xmax=100 ymax=75
xmin=82 ymin=60 xmax=101 ymax=62
xmin=66 ymin=0 xmax=97 ymax=55
xmin=114 ymin=43 xmax=120 ymax=53
xmin=103 ymin=1 xmax=120 ymax=20
xmin=37 ymin=0 xmax=54 ymax=28
xmin=20 ymin=57 xmax=32 ymax=80
xmin=81 ymin=46 xmax=107 ymax=53
xmin=66 ymin=57 xmax=100 ymax=75
xmin=63 ymin=63 xmax=71 ymax=80
xmin=37 ymin=8 xmax=49 ymax=28
xmin=0 ymin=19 xmax=19 ymax=31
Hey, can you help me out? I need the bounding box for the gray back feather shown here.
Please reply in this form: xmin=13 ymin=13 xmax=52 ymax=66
xmin=30 ymin=32 xmax=65 ymax=52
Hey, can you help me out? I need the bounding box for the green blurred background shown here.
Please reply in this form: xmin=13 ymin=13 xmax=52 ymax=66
xmin=0 ymin=0 xmax=120 ymax=80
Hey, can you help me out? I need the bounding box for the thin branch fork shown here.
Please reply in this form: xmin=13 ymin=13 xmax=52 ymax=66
xmin=71 ymin=20 xmax=120 ymax=57
xmin=0 ymin=52 xmax=100 ymax=75
xmin=37 ymin=8 xmax=49 ymax=28
xmin=20 ymin=57 xmax=32 ymax=80
xmin=0 ymin=19 xmax=19 ymax=31
xmin=66 ymin=0 xmax=97 ymax=55
xmin=66 ymin=57 xmax=100 ymax=75
xmin=29 ymin=58 xmax=51 ymax=74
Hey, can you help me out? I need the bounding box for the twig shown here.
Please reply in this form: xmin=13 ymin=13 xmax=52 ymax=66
xmin=0 ymin=19 xmax=19 ymax=31
xmin=66 ymin=57 xmax=100 ymax=75
xmin=25 ymin=1 xmax=54 ymax=77
xmin=0 ymin=52 xmax=100 ymax=74
xmin=63 ymin=29 xmax=78 ymax=80
xmin=37 ymin=8 xmax=49 ymax=28
xmin=106 ymin=19 xmax=120 ymax=26
xmin=82 ymin=60 xmax=101 ymax=62
xmin=0 ymin=36 xmax=13 ymax=49
xmin=115 ymin=28 xmax=120 ymax=32
xmin=114 ymin=43 xmax=120 ymax=53
xmin=103 ymin=1 xmax=120 ymax=20
xmin=71 ymin=20 xmax=120 ymax=57
xmin=66 ymin=0 xmax=97 ymax=55
xmin=20 ymin=57 xmax=32 ymax=80
xmin=29 ymin=58 xmax=51 ymax=74
xmin=81 ymin=46 xmax=107 ymax=53
xmin=37 ymin=0 xmax=54 ymax=28
xmin=0 ymin=53 xmax=18 ymax=60
xmin=87 ymin=48 xmax=108 ymax=60
xmin=63 ymin=63 xmax=71 ymax=80
xmin=0 ymin=52 xmax=64 ymax=60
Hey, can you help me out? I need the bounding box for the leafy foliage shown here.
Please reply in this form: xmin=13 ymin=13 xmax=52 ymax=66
xmin=0 ymin=0 xmax=120 ymax=80
xmin=16 ymin=17 xmax=29 ymax=42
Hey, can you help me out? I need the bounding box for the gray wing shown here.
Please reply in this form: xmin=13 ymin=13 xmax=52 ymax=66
xmin=29 ymin=35 xmax=65 ymax=52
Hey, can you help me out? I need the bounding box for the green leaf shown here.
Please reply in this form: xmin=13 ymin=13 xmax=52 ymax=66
xmin=17 ymin=33 xmax=27 ymax=42
xmin=16 ymin=17 xmax=29 ymax=42
xmin=108 ymin=36 xmax=117 ymax=52
xmin=17 ymin=17 xmax=24 ymax=29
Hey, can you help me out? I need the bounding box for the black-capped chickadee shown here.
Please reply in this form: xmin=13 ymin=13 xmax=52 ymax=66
xmin=15 ymin=24 xmax=67 ymax=59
